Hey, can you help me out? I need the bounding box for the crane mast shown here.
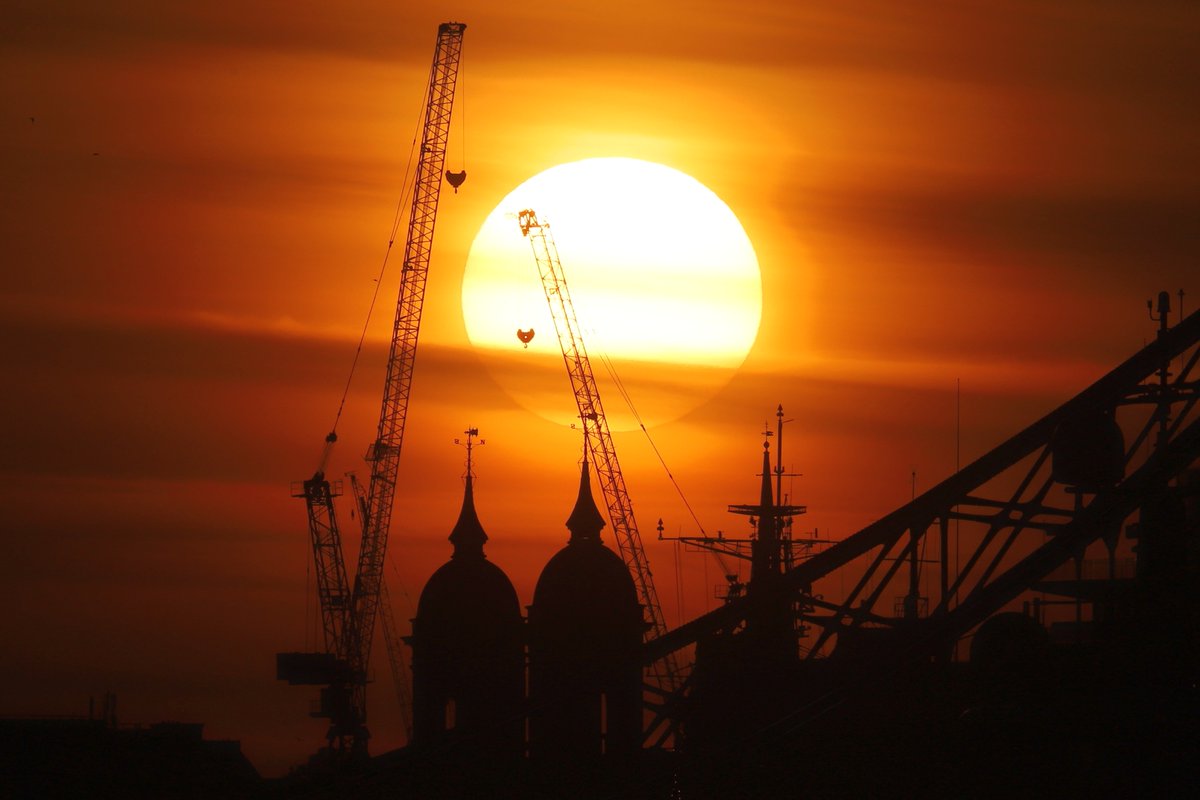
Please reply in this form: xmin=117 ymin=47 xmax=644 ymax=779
xmin=517 ymin=210 xmax=682 ymax=698
xmin=298 ymin=472 xmax=352 ymax=660
xmin=281 ymin=21 xmax=465 ymax=761
xmin=347 ymin=18 xmax=463 ymax=737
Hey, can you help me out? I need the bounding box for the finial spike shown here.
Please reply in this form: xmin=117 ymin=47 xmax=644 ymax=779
xmin=449 ymin=427 xmax=487 ymax=557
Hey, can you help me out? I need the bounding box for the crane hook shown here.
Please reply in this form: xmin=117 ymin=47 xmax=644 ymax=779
xmin=445 ymin=170 xmax=467 ymax=193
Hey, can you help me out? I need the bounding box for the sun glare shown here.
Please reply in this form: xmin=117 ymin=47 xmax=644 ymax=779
xmin=461 ymin=158 xmax=762 ymax=428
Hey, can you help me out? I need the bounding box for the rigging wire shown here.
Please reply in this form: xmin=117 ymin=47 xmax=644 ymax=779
xmin=595 ymin=348 xmax=709 ymax=537
xmin=457 ymin=50 xmax=467 ymax=171
xmin=673 ymin=537 xmax=685 ymax=628
xmin=590 ymin=341 xmax=749 ymax=606
xmin=322 ymin=73 xmax=432 ymax=451
xmin=387 ymin=553 xmax=414 ymax=607
xmin=304 ymin=545 xmax=313 ymax=651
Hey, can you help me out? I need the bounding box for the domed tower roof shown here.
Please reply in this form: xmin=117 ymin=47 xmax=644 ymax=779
xmin=531 ymin=456 xmax=640 ymax=631
xmin=447 ymin=469 xmax=487 ymax=557
xmin=410 ymin=433 xmax=525 ymax=758
xmin=528 ymin=453 xmax=644 ymax=764
xmin=414 ymin=431 xmax=521 ymax=635
xmin=416 ymin=471 xmax=520 ymax=625
xmin=565 ymin=457 xmax=608 ymax=543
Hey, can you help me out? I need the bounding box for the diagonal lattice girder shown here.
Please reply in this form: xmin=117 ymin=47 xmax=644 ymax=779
xmin=287 ymin=22 xmax=465 ymax=758
xmin=647 ymin=308 xmax=1200 ymax=675
xmin=518 ymin=210 xmax=684 ymax=699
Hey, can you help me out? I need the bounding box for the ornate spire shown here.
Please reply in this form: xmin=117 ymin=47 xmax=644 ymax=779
xmin=759 ymin=432 xmax=774 ymax=512
xmin=751 ymin=429 xmax=778 ymax=582
xmin=566 ymin=452 xmax=607 ymax=544
xmin=449 ymin=427 xmax=487 ymax=558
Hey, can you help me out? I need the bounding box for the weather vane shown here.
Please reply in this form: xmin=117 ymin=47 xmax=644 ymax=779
xmin=454 ymin=427 xmax=486 ymax=478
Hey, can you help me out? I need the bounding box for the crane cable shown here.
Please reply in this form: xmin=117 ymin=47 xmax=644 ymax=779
xmin=304 ymin=546 xmax=313 ymax=651
xmin=456 ymin=55 xmax=467 ymax=173
xmin=595 ymin=347 xmax=710 ymax=538
xmin=595 ymin=345 xmax=747 ymax=593
xmin=319 ymin=76 xmax=432 ymax=465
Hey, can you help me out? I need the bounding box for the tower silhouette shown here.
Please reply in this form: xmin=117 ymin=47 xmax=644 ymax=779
xmin=527 ymin=456 xmax=644 ymax=768
xmin=409 ymin=443 xmax=524 ymax=764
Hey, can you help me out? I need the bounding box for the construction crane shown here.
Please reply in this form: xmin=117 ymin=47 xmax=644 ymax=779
xmin=347 ymin=472 xmax=414 ymax=740
xmin=278 ymin=21 xmax=465 ymax=762
xmin=516 ymin=210 xmax=683 ymax=739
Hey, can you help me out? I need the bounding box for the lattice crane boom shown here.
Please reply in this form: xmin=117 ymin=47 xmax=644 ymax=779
xmin=346 ymin=474 xmax=413 ymax=743
xmin=294 ymin=473 xmax=352 ymax=659
xmin=345 ymin=20 xmax=464 ymax=731
xmin=517 ymin=210 xmax=682 ymax=697
xmin=282 ymin=21 xmax=465 ymax=760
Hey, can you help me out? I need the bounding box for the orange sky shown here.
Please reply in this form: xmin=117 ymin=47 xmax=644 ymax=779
xmin=3 ymin=0 xmax=1198 ymax=776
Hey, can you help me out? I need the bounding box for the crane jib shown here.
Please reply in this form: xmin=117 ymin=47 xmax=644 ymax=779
xmin=517 ymin=210 xmax=684 ymax=704
xmin=288 ymin=21 xmax=466 ymax=759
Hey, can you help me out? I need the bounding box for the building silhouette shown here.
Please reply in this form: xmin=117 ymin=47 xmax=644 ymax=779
xmin=527 ymin=456 xmax=644 ymax=769
xmin=408 ymin=465 xmax=524 ymax=764
xmin=0 ymin=696 xmax=259 ymax=800
xmin=403 ymin=449 xmax=646 ymax=798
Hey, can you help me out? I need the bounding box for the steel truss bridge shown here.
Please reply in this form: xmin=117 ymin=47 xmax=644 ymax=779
xmin=643 ymin=305 xmax=1200 ymax=745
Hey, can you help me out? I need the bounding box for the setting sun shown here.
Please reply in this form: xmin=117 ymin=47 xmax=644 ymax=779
xmin=461 ymin=158 xmax=762 ymax=427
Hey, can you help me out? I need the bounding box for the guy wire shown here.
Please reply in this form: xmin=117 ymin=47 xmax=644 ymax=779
xmin=325 ymin=77 xmax=431 ymax=443
xmin=595 ymin=347 xmax=709 ymax=538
